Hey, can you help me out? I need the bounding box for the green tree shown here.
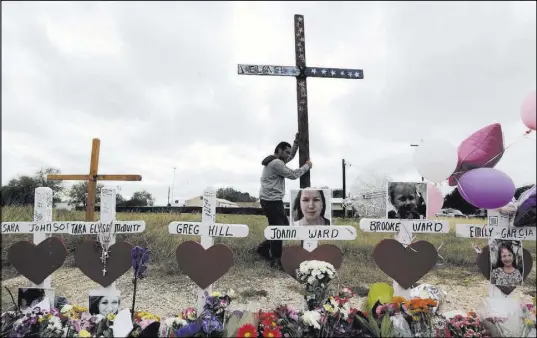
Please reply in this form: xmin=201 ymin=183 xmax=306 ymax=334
xmin=216 ymin=187 xmax=257 ymax=202
xmin=68 ymin=181 xmax=104 ymax=207
xmin=124 ymin=190 xmax=155 ymax=207
xmin=1 ymin=167 xmax=64 ymax=206
xmin=116 ymin=193 xmax=127 ymax=207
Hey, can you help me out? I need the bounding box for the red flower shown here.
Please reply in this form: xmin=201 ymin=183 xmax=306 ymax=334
xmin=237 ymin=324 xmax=258 ymax=338
xmin=262 ymin=327 xmax=282 ymax=338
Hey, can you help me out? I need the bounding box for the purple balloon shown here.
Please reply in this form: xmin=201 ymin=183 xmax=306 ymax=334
xmin=514 ymin=185 xmax=536 ymax=227
xmin=458 ymin=168 xmax=516 ymax=209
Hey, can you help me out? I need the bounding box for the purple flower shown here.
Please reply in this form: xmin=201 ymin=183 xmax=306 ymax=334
xmin=201 ymin=315 xmax=223 ymax=334
xmin=131 ymin=246 xmax=150 ymax=279
xmin=175 ymin=322 xmax=201 ymax=337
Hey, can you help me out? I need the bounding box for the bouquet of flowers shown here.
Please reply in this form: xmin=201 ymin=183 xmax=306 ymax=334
xmin=296 ymin=260 xmax=336 ymax=310
xmin=477 ymin=297 xmax=536 ymax=338
xmin=444 ymin=312 xmax=490 ymax=338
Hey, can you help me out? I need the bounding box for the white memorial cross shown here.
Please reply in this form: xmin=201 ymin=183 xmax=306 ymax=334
xmin=167 ymin=187 xmax=249 ymax=312
xmin=89 ymin=187 xmax=146 ymax=295
xmin=1 ymin=187 xmax=146 ymax=293
xmin=359 ymin=218 xmax=450 ymax=298
xmin=455 ymin=211 xmax=536 ymax=298
xmin=1 ymin=187 xmax=55 ymax=289
xmin=270 ymin=187 xmax=357 ymax=252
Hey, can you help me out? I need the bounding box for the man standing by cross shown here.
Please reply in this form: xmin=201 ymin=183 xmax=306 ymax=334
xmin=256 ymin=133 xmax=312 ymax=269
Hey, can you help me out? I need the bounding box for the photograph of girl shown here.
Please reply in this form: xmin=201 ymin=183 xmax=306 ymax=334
xmin=88 ymin=295 xmax=120 ymax=316
xmin=291 ymin=188 xmax=331 ymax=226
xmin=386 ymin=182 xmax=427 ymax=220
xmin=18 ymin=288 xmax=55 ymax=313
xmin=489 ymin=239 xmax=524 ymax=287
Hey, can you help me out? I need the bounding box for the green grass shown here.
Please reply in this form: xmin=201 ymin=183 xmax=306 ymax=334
xmin=2 ymin=206 xmax=535 ymax=295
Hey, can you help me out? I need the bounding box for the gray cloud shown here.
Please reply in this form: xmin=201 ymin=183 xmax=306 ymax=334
xmin=2 ymin=2 xmax=535 ymax=205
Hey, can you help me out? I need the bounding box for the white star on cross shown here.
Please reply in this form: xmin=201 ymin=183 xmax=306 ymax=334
xmin=311 ymin=68 xmax=317 ymax=74
xmin=298 ymin=17 xmax=303 ymax=22
xmin=321 ymin=69 xmax=327 ymax=75
xmin=340 ymin=71 xmax=345 ymax=76
xmin=330 ymin=70 xmax=336 ymax=76
xmin=354 ymin=71 xmax=360 ymax=78
xmin=347 ymin=72 xmax=353 ymax=77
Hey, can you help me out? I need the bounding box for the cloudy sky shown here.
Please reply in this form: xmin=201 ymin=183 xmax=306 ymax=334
xmin=2 ymin=1 xmax=536 ymax=205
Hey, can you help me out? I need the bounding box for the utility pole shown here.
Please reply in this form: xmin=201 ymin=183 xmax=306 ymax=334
xmin=167 ymin=186 xmax=171 ymax=206
xmin=410 ymin=144 xmax=424 ymax=182
xmin=342 ymin=159 xmax=347 ymax=199
xmin=172 ymin=167 xmax=177 ymax=203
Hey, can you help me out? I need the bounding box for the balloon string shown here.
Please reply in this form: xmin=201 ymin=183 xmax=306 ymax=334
xmin=450 ymin=131 xmax=531 ymax=177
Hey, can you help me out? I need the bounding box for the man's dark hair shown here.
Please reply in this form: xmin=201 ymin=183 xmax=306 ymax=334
xmin=274 ymin=142 xmax=292 ymax=154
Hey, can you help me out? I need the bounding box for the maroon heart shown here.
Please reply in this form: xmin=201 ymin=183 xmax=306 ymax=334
xmin=175 ymin=241 xmax=234 ymax=289
xmin=8 ymin=237 xmax=67 ymax=285
xmin=476 ymin=245 xmax=533 ymax=295
xmin=280 ymin=244 xmax=343 ymax=280
xmin=75 ymin=241 xmax=133 ymax=287
xmin=373 ymin=239 xmax=438 ymax=290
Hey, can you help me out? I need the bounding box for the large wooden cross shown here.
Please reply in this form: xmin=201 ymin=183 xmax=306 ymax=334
xmin=47 ymin=138 xmax=142 ymax=221
xmin=237 ymin=14 xmax=364 ymax=188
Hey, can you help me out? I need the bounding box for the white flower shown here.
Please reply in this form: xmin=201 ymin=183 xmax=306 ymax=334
xmin=307 ymin=276 xmax=315 ymax=284
xmin=48 ymin=316 xmax=62 ymax=330
xmin=60 ymin=304 xmax=72 ymax=313
xmin=302 ymin=310 xmax=321 ymax=329
xmin=227 ymin=289 xmax=236 ymax=298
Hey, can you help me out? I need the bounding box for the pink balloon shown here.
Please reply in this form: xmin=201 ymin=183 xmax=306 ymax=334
xmin=448 ymin=123 xmax=504 ymax=186
xmin=426 ymin=184 xmax=444 ymax=219
xmin=521 ymin=90 xmax=536 ymax=130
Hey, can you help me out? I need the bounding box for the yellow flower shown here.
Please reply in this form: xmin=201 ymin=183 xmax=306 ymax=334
xmin=211 ymin=291 xmax=222 ymax=297
xmin=73 ymin=305 xmax=88 ymax=313
xmin=78 ymin=330 xmax=91 ymax=338
xmin=39 ymin=314 xmax=52 ymax=322
xmin=323 ymin=304 xmax=335 ymax=313
xmin=107 ymin=313 xmax=116 ymax=321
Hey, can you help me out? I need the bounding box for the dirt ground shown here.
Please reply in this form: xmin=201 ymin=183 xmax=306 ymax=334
xmin=2 ymin=264 xmax=534 ymax=318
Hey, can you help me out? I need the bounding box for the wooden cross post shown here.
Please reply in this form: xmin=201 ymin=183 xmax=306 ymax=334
xmin=359 ymin=218 xmax=450 ymax=298
xmin=237 ymin=14 xmax=364 ymax=188
xmin=455 ymin=213 xmax=536 ymax=298
xmin=46 ymin=138 xmax=142 ymax=222
xmin=168 ymin=187 xmax=250 ymax=313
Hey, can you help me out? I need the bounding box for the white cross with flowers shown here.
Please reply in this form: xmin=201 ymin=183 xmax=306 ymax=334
xmin=359 ymin=217 xmax=449 ymax=298
xmin=167 ymin=187 xmax=249 ymax=312
xmin=455 ymin=210 xmax=535 ymax=298
xmin=264 ymin=187 xmax=357 ymax=252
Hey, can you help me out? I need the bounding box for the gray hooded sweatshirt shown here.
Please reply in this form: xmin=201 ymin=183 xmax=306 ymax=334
xmin=259 ymin=141 xmax=310 ymax=201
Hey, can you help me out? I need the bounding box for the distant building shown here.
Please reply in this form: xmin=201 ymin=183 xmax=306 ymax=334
xmin=55 ymin=202 xmax=73 ymax=211
xmin=236 ymin=200 xmax=261 ymax=208
xmin=184 ymin=196 xmax=239 ymax=208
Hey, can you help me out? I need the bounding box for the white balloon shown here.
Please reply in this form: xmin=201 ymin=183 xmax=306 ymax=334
xmin=413 ymin=138 xmax=458 ymax=183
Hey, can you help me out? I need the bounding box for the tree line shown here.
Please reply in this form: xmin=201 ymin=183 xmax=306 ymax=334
xmin=1 ymin=168 xmax=154 ymax=207
xmin=2 ymin=168 xmax=532 ymax=213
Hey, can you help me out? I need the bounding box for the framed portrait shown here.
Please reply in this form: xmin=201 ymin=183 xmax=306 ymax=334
xmin=18 ymin=288 xmax=55 ymax=313
xmin=88 ymin=289 xmax=121 ymax=316
xmin=386 ymin=182 xmax=427 ymax=220
xmin=489 ymin=239 xmax=524 ymax=287
xmin=290 ymin=188 xmax=332 ymax=226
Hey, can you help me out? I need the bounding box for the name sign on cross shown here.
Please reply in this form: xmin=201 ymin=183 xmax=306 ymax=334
xmin=455 ymin=224 xmax=535 ymax=241
xmin=359 ymin=219 xmax=450 ymax=234
xmin=168 ymin=222 xmax=249 ymax=238
xmin=168 ymin=187 xmax=250 ymax=313
xmin=264 ymin=225 xmax=356 ymax=241
xmin=1 ymin=221 xmax=145 ymax=235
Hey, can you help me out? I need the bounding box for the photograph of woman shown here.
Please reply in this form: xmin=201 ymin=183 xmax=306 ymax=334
xmin=291 ymin=188 xmax=331 ymax=226
xmin=387 ymin=182 xmax=427 ymax=220
xmin=88 ymin=295 xmax=120 ymax=316
xmin=489 ymin=239 xmax=524 ymax=287
xmin=18 ymin=288 xmax=54 ymax=312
